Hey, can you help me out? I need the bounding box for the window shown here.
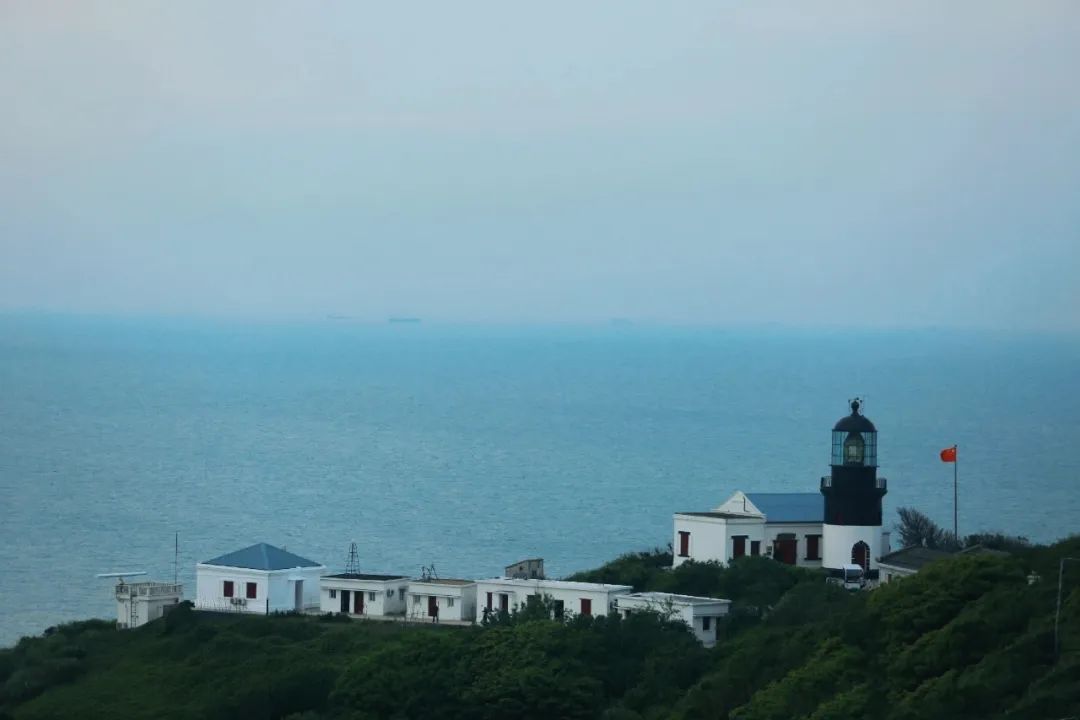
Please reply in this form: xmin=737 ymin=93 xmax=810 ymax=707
xmin=678 ymin=531 xmax=690 ymax=557
xmin=732 ymin=535 xmax=747 ymax=559
xmin=246 ymin=582 xmax=257 ymax=599
xmin=448 ymin=597 xmax=455 ymax=607
xmin=486 ymin=592 xmax=493 ymax=610
xmin=750 ymin=540 xmax=761 ymax=556
xmin=553 ymin=599 xmax=565 ymax=619
xmin=368 ymin=592 xmax=376 ymax=601
xmin=806 ymin=535 xmax=821 ymax=561
xmin=330 ymin=589 xmax=337 ymax=599
xmin=413 ymin=595 xmax=421 ymax=605
xmin=223 ymin=581 xmax=234 ymax=598
xmin=702 ymin=616 xmax=712 ymax=631
xmin=580 ymin=598 xmax=592 ymax=616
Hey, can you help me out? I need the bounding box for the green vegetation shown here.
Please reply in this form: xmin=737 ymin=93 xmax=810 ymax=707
xmin=2 ymin=537 xmax=1079 ymax=719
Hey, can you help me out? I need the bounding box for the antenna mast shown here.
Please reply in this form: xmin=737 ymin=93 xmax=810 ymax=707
xmin=174 ymin=532 xmax=179 ymax=585
xmin=345 ymin=542 xmax=361 ymax=575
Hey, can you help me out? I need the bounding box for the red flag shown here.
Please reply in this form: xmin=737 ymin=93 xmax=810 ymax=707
xmin=940 ymin=446 xmax=957 ymax=463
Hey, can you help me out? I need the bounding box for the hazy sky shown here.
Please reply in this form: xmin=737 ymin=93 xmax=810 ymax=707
xmin=2 ymin=1 xmax=1078 ymax=328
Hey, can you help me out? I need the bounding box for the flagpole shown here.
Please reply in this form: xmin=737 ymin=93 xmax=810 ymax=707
xmin=953 ymin=445 xmax=959 ymax=546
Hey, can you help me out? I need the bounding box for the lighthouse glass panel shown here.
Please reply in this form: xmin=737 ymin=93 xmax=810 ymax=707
xmin=831 ymin=430 xmax=877 ymax=467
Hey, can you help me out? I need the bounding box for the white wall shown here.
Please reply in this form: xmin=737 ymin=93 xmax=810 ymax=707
xmin=877 ymin=564 xmax=916 ymax=584
xmin=475 ymin=580 xmax=632 ymax=618
xmin=673 ymin=515 xmax=765 ymax=568
xmin=614 ymin=595 xmax=729 ymax=647
xmin=406 ymin=582 xmax=477 ymax=623
xmin=762 ymin=522 xmax=824 ymax=568
xmin=822 ymin=524 xmax=882 ymax=572
xmin=196 ymin=564 xmax=324 ymax=614
xmin=319 ymin=578 xmax=409 ymax=616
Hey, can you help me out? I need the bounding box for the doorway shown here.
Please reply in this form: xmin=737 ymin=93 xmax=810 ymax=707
xmin=294 ymin=580 xmax=304 ymax=612
xmin=428 ymin=595 xmax=438 ymax=618
xmin=354 ymin=591 xmax=364 ymax=615
xmin=774 ymin=535 xmax=797 ymax=565
xmin=852 ymin=541 xmax=870 ymax=571
xmin=339 ymin=589 xmax=350 ymax=613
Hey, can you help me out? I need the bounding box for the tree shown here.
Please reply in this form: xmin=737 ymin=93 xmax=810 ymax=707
xmin=896 ymin=507 xmax=958 ymax=550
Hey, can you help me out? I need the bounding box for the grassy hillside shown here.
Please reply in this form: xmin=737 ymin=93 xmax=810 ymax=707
xmin=2 ymin=537 xmax=1078 ymax=719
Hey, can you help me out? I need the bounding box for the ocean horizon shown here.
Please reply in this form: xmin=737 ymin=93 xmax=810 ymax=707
xmin=1 ymin=313 xmax=1078 ymax=646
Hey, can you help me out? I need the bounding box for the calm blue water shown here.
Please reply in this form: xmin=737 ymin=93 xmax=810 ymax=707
xmin=1 ymin=315 xmax=1078 ymax=646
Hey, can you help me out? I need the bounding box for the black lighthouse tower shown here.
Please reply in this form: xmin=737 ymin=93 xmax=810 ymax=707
xmin=820 ymin=399 xmax=887 ymax=578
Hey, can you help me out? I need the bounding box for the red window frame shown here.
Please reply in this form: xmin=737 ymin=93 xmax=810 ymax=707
xmin=806 ymin=535 xmax=821 ymax=561
xmin=223 ymin=580 xmax=234 ymax=598
xmin=580 ymin=598 xmax=592 ymax=616
xmin=246 ymin=582 xmax=257 ymax=599
xmin=678 ymin=531 xmax=690 ymax=557
xmin=732 ymin=535 xmax=747 ymax=558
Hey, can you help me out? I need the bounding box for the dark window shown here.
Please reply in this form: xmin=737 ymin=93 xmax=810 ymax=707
xmin=223 ymin=581 xmax=234 ymax=598
xmin=329 ymin=589 xmax=337 ymax=599
xmin=678 ymin=531 xmax=690 ymax=557
xmin=486 ymin=591 xmax=493 ymax=610
xmin=553 ymin=599 xmax=565 ymax=619
xmin=500 ymin=593 xmax=509 ymax=612
xmin=245 ymin=582 xmax=257 ymax=599
xmin=580 ymin=598 xmax=592 ymax=616
xmin=806 ymin=535 xmax=821 ymax=560
xmin=702 ymin=616 xmax=712 ymax=631
xmin=750 ymin=540 xmax=761 ymax=556
xmin=732 ymin=535 xmax=747 ymax=558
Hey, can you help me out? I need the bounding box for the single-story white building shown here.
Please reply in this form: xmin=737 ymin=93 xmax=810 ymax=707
xmin=320 ymin=573 xmax=410 ymax=617
xmin=407 ymin=578 xmax=477 ymax=623
xmin=196 ymin=543 xmax=325 ymax=614
xmin=675 ymin=491 xmax=866 ymax=569
xmin=474 ymin=578 xmax=633 ymax=620
xmin=114 ymin=580 xmax=183 ymax=629
xmin=615 ymin=592 xmax=731 ymax=647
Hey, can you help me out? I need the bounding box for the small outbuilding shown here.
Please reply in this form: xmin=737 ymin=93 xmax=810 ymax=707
xmin=114 ymin=580 xmax=184 ymax=629
xmin=505 ymin=558 xmax=545 ymax=580
xmin=320 ymin=573 xmax=410 ymax=617
xmin=876 ymin=546 xmax=952 ymax=583
xmin=615 ymin=592 xmax=731 ymax=647
xmin=406 ymin=578 xmax=477 ymax=623
xmin=196 ymin=543 xmax=325 ymax=614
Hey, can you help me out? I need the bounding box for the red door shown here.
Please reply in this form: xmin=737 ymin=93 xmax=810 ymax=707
xmin=678 ymin=531 xmax=690 ymax=557
xmin=732 ymin=536 xmax=746 ymax=558
xmin=354 ymin=591 xmax=364 ymax=615
xmin=580 ymin=598 xmax=592 ymax=616
xmin=775 ymin=538 xmax=797 ymax=565
xmin=852 ymin=541 xmax=870 ymax=571
xmin=428 ymin=595 xmax=438 ymax=617
xmin=486 ymin=592 xmax=493 ymax=610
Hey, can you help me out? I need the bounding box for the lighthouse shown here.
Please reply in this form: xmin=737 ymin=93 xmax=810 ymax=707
xmin=820 ymin=399 xmax=887 ymax=579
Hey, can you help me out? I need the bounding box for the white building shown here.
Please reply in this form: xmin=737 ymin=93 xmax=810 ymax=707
xmin=320 ymin=573 xmax=410 ymax=617
xmin=474 ymin=578 xmax=633 ymax=620
xmin=114 ymin=580 xmax=183 ymax=629
xmin=406 ymin=578 xmax=477 ymax=623
xmin=673 ymin=491 xmax=826 ymax=569
xmin=196 ymin=543 xmax=326 ymax=614
xmin=614 ymin=592 xmax=731 ymax=647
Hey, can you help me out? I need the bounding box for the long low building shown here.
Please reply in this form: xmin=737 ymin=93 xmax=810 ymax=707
xmin=320 ymin=573 xmax=410 ymax=617
xmin=474 ymin=577 xmax=633 ymax=619
xmin=614 ymin=592 xmax=731 ymax=647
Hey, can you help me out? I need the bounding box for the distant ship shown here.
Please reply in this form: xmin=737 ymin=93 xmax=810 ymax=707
xmin=388 ymin=317 xmax=422 ymax=324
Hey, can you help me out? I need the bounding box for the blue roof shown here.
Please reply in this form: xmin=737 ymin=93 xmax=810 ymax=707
xmin=746 ymin=493 xmax=822 ymax=523
xmin=203 ymin=543 xmax=321 ymax=571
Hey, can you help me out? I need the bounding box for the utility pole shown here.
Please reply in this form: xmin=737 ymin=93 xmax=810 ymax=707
xmin=1055 ymin=557 xmax=1079 ymax=662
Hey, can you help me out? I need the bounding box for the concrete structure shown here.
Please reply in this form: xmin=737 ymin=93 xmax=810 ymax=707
xmin=320 ymin=573 xmax=410 ymax=617
xmin=196 ymin=543 xmax=325 ymax=614
xmin=114 ymin=580 xmax=183 ymax=629
xmin=821 ymin=400 xmax=887 ymax=580
xmin=505 ymin=558 xmax=545 ymax=580
xmin=877 ymin=546 xmax=953 ymax=583
xmin=406 ymin=578 xmax=477 ymax=623
xmin=474 ymin=578 xmax=633 ymax=620
xmin=615 ymin=592 xmax=731 ymax=647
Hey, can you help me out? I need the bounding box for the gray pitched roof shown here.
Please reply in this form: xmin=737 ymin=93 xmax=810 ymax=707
xmin=203 ymin=543 xmax=321 ymax=571
xmin=878 ymin=545 xmax=953 ymax=571
xmin=746 ymin=493 xmax=823 ymax=523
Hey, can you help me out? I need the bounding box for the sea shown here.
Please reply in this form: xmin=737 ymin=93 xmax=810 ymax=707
xmin=1 ymin=314 xmax=1078 ymax=646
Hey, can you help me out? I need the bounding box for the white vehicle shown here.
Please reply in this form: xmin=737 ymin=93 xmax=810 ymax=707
xmin=827 ymin=564 xmax=867 ymax=591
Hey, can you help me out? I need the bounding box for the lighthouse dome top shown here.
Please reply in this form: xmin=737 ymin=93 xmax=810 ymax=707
xmin=832 ymin=398 xmax=877 ymax=433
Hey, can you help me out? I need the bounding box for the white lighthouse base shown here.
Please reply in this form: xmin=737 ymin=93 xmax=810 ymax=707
xmin=822 ymin=524 xmax=883 ymax=574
